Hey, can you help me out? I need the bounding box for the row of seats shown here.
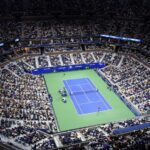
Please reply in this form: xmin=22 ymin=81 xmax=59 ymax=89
xmin=100 ymin=55 xmax=150 ymax=113
xmin=0 ymin=116 xmax=149 ymax=150
xmin=10 ymin=51 xmax=122 ymax=71
xmin=0 ymin=18 xmax=149 ymax=44
xmin=0 ymin=72 xmax=57 ymax=133
xmin=1 ymin=50 xmax=149 ymax=114
xmin=0 ymin=49 xmax=149 ymax=149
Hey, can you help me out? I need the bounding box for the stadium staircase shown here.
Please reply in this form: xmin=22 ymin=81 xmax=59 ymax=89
xmin=80 ymin=53 xmax=86 ymax=63
xmin=76 ymin=131 xmax=86 ymax=141
xmin=53 ymin=135 xmax=63 ymax=148
xmin=97 ymin=127 xmax=109 ymax=136
xmin=47 ymin=55 xmax=52 ymax=67
xmin=59 ymin=54 xmax=64 ymax=66
xmin=100 ymin=52 xmax=106 ymax=62
xmin=22 ymin=59 xmax=34 ymax=69
xmin=110 ymin=53 xmax=115 ymax=61
xmin=117 ymin=55 xmax=125 ymax=67
xmin=70 ymin=53 xmax=75 ymax=64
xmin=35 ymin=56 xmax=39 ymax=68
xmin=91 ymin=52 xmax=97 ymax=62
xmin=5 ymin=67 xmax=21 ymax=78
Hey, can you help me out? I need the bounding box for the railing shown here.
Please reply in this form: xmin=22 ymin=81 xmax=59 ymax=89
xmin=113 ymin=122 xmax=150 ymax=135
xmin=31 ymin=63 xmax=106 ymax=75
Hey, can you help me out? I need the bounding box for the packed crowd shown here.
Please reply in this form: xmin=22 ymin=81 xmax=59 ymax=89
xmin=0 ymin=19 xmax=149 ymax=47
xmin=100 ymin=55 xmax=150 ymax=113
xmin=0 ymin=49 xmax=149 ymax=149
xmin=60 ymin=127 xmax=149 ymax=150
xmin=61 ymin=54 xmax=73 ymax=66
xmin=0 ymin=72 xmax=57 ymax=130
xmin=0 ymin=115 xmax=149 ymax=150
xmin=1 ymin=50 xmax=149 ymax=115
xmin=0 ymin=0 xmax=150 ymax=149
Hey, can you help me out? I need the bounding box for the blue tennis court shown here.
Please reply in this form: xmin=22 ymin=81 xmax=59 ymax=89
xmin=63 ymin=78 xmax=112 ymax=115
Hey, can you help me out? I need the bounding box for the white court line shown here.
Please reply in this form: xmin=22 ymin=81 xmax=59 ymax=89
xmin=71 ymin=86 xmax=96 ymax=94
xmin=79 ymin=91 xmax=111 ymax=111
xmin=63 ymin=80 xmax=71 ymax=94
xmin=70 ymin=83 xmax=92 ymax=86
xmin=85 ymin=78 xmax=96 ymax=89
xmin=85 ymin=78 xmax=112 ymax=110
xmin=65 ymin=78 xmax=111 ymax=114
xmin=84 ymin=78 xmax=98 ymax=91
xmin=79 ymin=85 xmax=92 ymax=103
xmin=95 ymin=92 xmax=112 ymax=110
xmin=80 ymin=100 xmax=101 ymax=105
xmin=70 ymin=84 xmax=96 ymax=94
xmin=72 ymin=95 xmax=84 ymax=114
xmin=74 ymin=108 xmax=112 ymax=115
xmin=69 ymin=85 xmax=83 ymax=93
xmin=66 ymin=78 xmax=96 ymax=92
xmin=96 ymin=92 xmax=110 ymax=109
xmin=64 ymin=80 xmax=83 ymax=114
xmin=67 ymin=79 xmax=98 ymax=108
xmin=69 ymin=84 xmax=96 ymax=95
xmin=65 ymin=79 xmax=99 ymax=114
xmin=68 ymin=78 xmax=89 ymax=82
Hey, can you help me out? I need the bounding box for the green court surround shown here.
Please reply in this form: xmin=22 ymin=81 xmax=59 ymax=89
xmin=44 ymin=69 xmax=135 ymax=131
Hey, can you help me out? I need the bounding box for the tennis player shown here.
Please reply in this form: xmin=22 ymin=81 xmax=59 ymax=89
xmin=98 ymin=106 xmax=101 ymax=112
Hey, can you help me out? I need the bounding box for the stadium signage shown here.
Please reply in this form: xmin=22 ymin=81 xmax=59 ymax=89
xmin=32 ymin=63 xmax=106 ymax=75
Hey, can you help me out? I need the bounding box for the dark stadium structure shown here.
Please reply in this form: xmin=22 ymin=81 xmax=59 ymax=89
xmin=0 ymin=0 xmax=150 ymax=150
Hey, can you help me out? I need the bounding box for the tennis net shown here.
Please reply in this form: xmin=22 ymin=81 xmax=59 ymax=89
xmin=69 ymin=88 xmax=98 ymax=95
